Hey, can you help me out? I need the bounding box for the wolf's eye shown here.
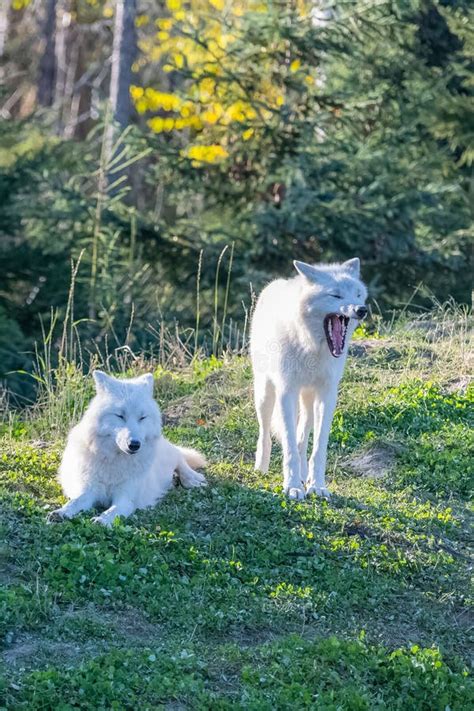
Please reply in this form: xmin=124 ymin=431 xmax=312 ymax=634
xmin=114 ymin=414 xmax=125 ymax=420
xmin=139 ymin=416 xmax=147 ymax=421
xmin=330 ymin=294 xmax=342 ymax=299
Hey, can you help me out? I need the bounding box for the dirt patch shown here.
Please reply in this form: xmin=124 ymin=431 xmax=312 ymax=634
xmin=59 ymin=604 xmax=164 ymax=643
xmin=163 ymin=394 xmax=196 ymax=426
xmin=350 ymin=338 xmax=387 ymax=355
xmin=163 ymin=392 xmax=223 ymax=427
xmin=204 ymin=369 xmax=229 ymax=387
xmin=2 ymin=634 xmax=100 ymax=668
xmin=343 ymin=443 xmax=399 ymax=480
xmin=349 ymin=338 xmax=403 ymax=362
xmin=2 ymin=606 xmax=164 ymax=669
xmin=444 ymin=375 xmax=472 ymax=394
xmin=101 ymin=607 xmax=163 ymax=642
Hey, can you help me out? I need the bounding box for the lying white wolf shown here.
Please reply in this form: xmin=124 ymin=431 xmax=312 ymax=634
xmin=250 ymin=258 xmax=367 ymax=500
xmin=49 ymin=371 xmax=206 ymax=526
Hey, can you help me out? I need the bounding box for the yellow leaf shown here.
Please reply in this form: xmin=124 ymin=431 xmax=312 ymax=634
xmin=227 ymin=100 xmax=256 ymax=122
xmin=202 ymin=106 xmax=222 ymax=124
xmin=242 ymin=128 xmax=254 ymax=140
xmin=166 ymin=0 xmax=181 ymax=10
xmin=209 ymin=0 xmax=224 ymax=10
xmin=174 ymin=117 xmax=188 ymax=130
xmin=135 ymin=98 xmax=148 ymax=114
xmin=190 ymin=115 xmax=203 ymax=130
xmin=130 ymin=85 xmax=144 ymax=100
xmin=148 ymin=117 xmax=164 ymax=132
xmin=135 ymin=14 xmax=149 ymax=28
xmin=187 ymin=144 xmax=229 ymax=163
xmin=290 ymin=59 xmax=301 ymax=72
xmin=156 ymin=18 xmax=173 ymax=30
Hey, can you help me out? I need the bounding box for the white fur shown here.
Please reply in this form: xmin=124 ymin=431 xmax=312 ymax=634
xmin=250 ymin=258 xmax=368 ymax=500
xmin=49 ymin=371 xmax=207 ymax=527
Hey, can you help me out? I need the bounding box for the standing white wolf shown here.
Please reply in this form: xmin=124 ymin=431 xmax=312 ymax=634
xmin=250 ymin=258 xmax=367 ymax=500
xmin=49 ymin=371 xmax=206 ymax=526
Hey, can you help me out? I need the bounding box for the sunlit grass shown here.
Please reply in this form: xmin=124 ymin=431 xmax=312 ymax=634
xmin=1 ymin=305 xmax=472 ymax=707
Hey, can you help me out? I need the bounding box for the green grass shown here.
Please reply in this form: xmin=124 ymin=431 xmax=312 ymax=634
xmin=0 ymin=310 xmax=473 ymax=709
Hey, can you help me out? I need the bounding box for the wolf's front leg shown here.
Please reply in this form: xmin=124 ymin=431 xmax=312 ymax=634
xmin=297 ymin=389 xmax=315 ymax=485
xmin=47 ymin=491 xmax=96 ymax=523
xmin=306 ymin=388 xmax=338 ymax=498
xmin=278 ymin=389 xmax=304 ymax=500
xmin=47 ymin=490 xmax=97 ymax=522
xmin=92 ymin=496 xmax=136 ymax=527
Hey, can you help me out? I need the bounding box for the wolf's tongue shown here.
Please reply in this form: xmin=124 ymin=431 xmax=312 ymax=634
xmin=331 ymin=316 xmax=344 ymax=355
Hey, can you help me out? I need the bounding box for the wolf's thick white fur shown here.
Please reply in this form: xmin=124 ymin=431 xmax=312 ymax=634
xmin=49 ymin=371 xmax=206 ymax=526
xmin=250 ymin=258 xmax=367 ymax=500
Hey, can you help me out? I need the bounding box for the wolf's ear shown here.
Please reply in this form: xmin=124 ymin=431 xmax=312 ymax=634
xmin=293 ymin=260 xmax=330 ymax=283
xmin=342 ymin=258 xmax=360 ymax=277
xmin=137 ymin=373 xmax=154 ymax=394
xmin=92 ymin=370 xmax=117 ymax=393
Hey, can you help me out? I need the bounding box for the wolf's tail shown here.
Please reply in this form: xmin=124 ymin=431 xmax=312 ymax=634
xmin=178 ymin=446 xmax=207 ymax=470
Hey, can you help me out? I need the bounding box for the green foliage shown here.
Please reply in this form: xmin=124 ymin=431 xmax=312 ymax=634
xmin=1 ymin=315 xmax=472 ymax=707
xmin=3 ymin=636 xmax=472 ymax=709
xmin=1 ymin=2 xmax=473 ymax=397
xmin=239 ymin=636 xmax=471 ymax=710
xmin=397 ymin=423 xmax=473 ymax=497
xmin=142 ymin=0 xmax=473 ymax=308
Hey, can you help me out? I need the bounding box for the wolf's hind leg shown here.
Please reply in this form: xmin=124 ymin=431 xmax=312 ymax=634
xmin=297 ymin=389 xmax=315 ymax=484
xmin=47 ymin=490 xmax=97 ymax=522
xmin=177 ymin=459 xmax=207 ymax=488
xmin=254 ymin=377 xmax=275 ymax=473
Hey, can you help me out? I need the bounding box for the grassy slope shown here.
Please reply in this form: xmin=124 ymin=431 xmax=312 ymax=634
xmin=0 ymin=311 xmax=473 ymax=709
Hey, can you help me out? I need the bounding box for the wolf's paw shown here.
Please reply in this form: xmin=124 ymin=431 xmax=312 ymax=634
xmin=47 ymin=508 xmax=68 ymax=523
xmin=254 ymin=458 xmax=269 ymax=474
xmin=91 ymin=514 xmax=113 ymax=527
xmin=306 ymin=484 xmax=331 ymax=499
xmin=285 ymin=486 xmax=306 ymax=500
xmin=180 ymin=469 xmax=207 ymax=489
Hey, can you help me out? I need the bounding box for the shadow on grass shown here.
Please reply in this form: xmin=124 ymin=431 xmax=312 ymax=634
xmin=1 ymin=468 xmax=470 ymax=656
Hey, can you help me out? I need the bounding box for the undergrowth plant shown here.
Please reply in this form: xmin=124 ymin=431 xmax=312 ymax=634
xmin=0 ymin=299 xmax=472 ymax=708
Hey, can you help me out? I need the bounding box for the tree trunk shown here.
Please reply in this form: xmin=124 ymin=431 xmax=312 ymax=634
xmin=0 ymin=0 xmax=9 ymax=59
xmin=109 ymin=0 xmax=137 ymax=130
xmin=104 ymin=0 xmax=137 ymax=193
xmin=37 ymin=0 xmax=57 ymax=107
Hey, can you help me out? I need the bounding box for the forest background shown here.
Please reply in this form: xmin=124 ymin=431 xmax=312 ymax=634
xmin=0 ymin=0 xmax=472 ymax=397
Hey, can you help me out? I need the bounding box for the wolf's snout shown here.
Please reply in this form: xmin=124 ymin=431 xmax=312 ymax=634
xmin=127 ymin=439 xmax=141 ymax=453
xmin=355 ymin=306 xmax=367 ymax=320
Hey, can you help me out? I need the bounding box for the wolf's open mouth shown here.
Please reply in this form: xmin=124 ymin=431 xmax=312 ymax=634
xmin=324 ymin=314 xmax=350 ymax=358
